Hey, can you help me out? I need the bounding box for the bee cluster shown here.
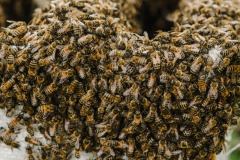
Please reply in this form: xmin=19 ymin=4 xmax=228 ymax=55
xmin=0 ymin=0 xmax=240 ymax=160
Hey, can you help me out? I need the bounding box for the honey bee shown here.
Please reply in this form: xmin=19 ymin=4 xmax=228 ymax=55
xmin=78 ymin=34 xmax=95 ymax=46
xmin=37 ymin=104 xmax=54 ymax=113
xmin=46 ymin=42 xmax=57 ymax=56
xmin=150 ymin=52 xmax=161 ymax=69
xmin=131 ymin=56 xmax=147 ymax=65
xmin=33 ymin=87 xmax=46 ymax=102
xmin=14 ymin=53 xmax=28 ymax=66
xmin=194 ymin=137 xmax=208 ymax=149
xmin=38 ymin=126 xmax=51 ymax=141
xmin=127 ymin=138 xmax=135 ymax=157
xmin=161 ymin=107 xmax=171 ymax=120
xmin=139 ymin=62 xmax=152 ymax=73
xmin=8 ymin=113 xmax=23 ymax=130
xmin=218 ymin=57 xmax=231 ymax=73
xmin=28 ymin=60 xmax=38 ymax=76
xmin=57 ymin=69 xmax=74 ymax=84
xmin=202 ymin=118 xmax=217 ymax=133
xmin=198 ymin=74 xmax=207 ymax=93
xmin=79 ymin=89 xmax=95 ymax=104
xmin=6 ymin=54 xmax=15 ymax=72
xmin=38 ymin=51 xmax=55 ymax=67
xmin=226 ymin=65 xmax=240 ymax=75
xmin=190 ymin=56 xmax=204 ymax=74
xmin=40 ymin=149 xmax=47 ymax=160
xmin=0 ymin=76 xmax=15 ymax=92
xmin=24 ymin=118 xmax=35 ymax=137
xmin=131 ymin=110 xmax=142 ymax=126
xmin=145 ymin=103 xmax=157 ymax=122
xmin=70 ymin=51 xmax=84 ymax=67
xmin=10 ymin=25 xmax=27 ymax=37
xmin=208 ymin=79 xmax=219 ymax=100
xmin=44 ymin=82 xmax=58 ymax=95
xmin=95 ymin=123 xmax=112 ymax=137
xmin=26 ymin=145 xmax=36 ymax=160
xmin=159 ymin=72 xmax=173 ymax=83
xmin=3 ymin=138 xmax=20 ymax=149
xmin=60 ymin=44 xmax=73 ymax=61
xmin=175 ymin=69 xmax=191 ymax=82
xmin=158 ymin=137 xmax=166 ymax=156
xmin=74 ymin=137 xmax=82 ymax=158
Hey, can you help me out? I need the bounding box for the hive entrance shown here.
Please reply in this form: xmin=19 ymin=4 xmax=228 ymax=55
xmin=137 ymin=0 xmax=181 ymax=39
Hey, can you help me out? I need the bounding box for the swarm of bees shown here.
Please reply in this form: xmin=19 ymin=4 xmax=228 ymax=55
xmin=0 ymin=0 xmax=240 ymax=159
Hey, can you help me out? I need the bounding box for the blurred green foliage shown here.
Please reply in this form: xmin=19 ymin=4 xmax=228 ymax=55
xmin=229 ymin=130 xmax=240 ymax=160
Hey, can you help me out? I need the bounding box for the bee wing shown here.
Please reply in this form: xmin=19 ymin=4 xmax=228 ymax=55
xmin=49 ymin=125 xmax=56 ymax=136
xmin=65 ymin=120 xmax=70 ymax=131
xmin=123 ymin=87 xmax=131 ymax=96
xmin=176 ymin=87 xmax=184 ymax=99
xmin=178 ymin=154 xmax=183 ymax=160
xmin=98 ymin=130 xmax=107 ymax=137
xmin=31 ymin=92 xmax=38 ymax=106
xmin=75 ymin=138 xmax=80 ymax=149
xmin=95 ymin=121 xmax=107 ymax=128
xmin=173 ymin=150 xmax=182 ymax=155
xmin=31 ymin=46 xmax=41 ymax=54
xmin=112 ymin=18 xmax=120 ymax=24
xmin=118 ymin=131 xmax=126 ymax=139
xmin=97 ymin=147 xmax=104 ymax=157
xmin=48 ymin=49 xmax=56 ymax=61
xmin=109 ymin=147 xmax=115 ymax=156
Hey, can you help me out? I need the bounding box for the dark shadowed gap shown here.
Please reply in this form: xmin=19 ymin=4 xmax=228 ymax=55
xmin=137 ymin=0 xmax=181 ymax=39
xmin=2 ymin=0 xmax=36 ymax=26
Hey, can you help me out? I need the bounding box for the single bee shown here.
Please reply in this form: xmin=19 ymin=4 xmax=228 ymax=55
xmin=60 ymin=44 xmax=73 ymax=61
xmin=28 ymin=60 xmax=38 ymax=76
xmin=38 ymin=51 xmax=55 ymax=67
xmin=175 ymin=69 xmax=191 ymax=81
xmin=44 ymin=82 xmax=58 ymax=95
xmin=37 ymin=104 xmax=54 ymax=113
xmin=127 ymin=138 xmax=135 ymax=157
xmin=190 ymin=56 xmax=204 ymax=74
xmin=8 ymin=113 xmax=23 ymax=130
xmin=58 ymin=69 xmax=74 ymax=84
xmin=161 ymin=107 xmax=171 ymax=120
xmin=74 ymin=137 xmax=82 ymax=158
xmin=158 ymin=137 xmax=166 ymax=155
xmin=131 ymin=56 xmax=147 ymax=65
xmin=26 ymin=145 xmax=36 ymax=160
xmin=46 ymin=42 xmax=57 ymax=56
xmin=3 ymin=138 xmax=20 ymax=149
xmin=145 ymin=104 xmax=157 ymax=122
xmin=198 ymin=75 xmax=207 ymax=93
xmin=218 ymin=57 xmax=231 ymax=73
xmin=79 ymin=89 xmax=95 ymax=104
xmin=24 ymin=118 xmax=35 ymax=137
xmin=202 ymin=118 xmax=217 ymax=133
xmin=208 ymin=79 xmax=219 ymax=100
xmin=70 ymin=51 xmax=83 ymax=67
xmin=166 ymin=123 xmax=179 ymax=140
xmin=33 ymin=87 xmax=46 ymax=103
xmin=150 ymin=52 xmax=161 ymax=69
xmin=6 ymin=54 xmax=15 ymax=72
xmin=10 ymin=25 xmax=27 ymax=37
xmin=0 ymin=76 xmax=15 ymax=92
xmin=25 ymin=136 xmax=42 ymax=146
